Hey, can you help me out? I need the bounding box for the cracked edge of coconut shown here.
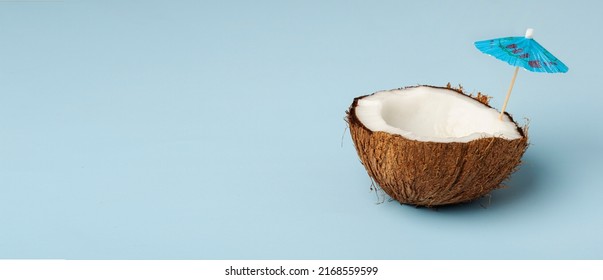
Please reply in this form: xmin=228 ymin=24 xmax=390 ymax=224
xmin=353 ymin=85 xmax=525 ymax=143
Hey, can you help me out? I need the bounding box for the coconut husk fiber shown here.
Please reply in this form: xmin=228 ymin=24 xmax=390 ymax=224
xmin=347 ymin=85 xmax=529 ymax=207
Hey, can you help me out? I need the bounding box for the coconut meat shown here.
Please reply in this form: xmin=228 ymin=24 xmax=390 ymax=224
xmin=354 ymin=86 xmax=523 ymax=143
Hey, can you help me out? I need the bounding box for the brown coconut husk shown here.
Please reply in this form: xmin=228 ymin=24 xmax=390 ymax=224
xmin=347 ymin=84 xmax=529 ymax=207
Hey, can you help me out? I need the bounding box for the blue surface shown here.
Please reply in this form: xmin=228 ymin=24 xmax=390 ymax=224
xmin=1 ymin=0 xmax=601 ymax=259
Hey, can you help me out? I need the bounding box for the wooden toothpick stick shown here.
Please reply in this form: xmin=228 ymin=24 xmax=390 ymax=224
xmin=499 ymin=66 xmax=520 ymax=120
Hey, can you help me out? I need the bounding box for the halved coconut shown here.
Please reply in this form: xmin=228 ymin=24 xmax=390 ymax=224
xmin=347 ymin=85 xmax=528 ymax=206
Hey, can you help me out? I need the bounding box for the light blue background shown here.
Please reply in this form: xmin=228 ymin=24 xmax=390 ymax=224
xmin=1 ymin=0 xmax=601 ymax=259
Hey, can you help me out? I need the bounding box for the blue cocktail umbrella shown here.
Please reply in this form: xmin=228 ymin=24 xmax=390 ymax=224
xmin=475 ymin=28 xmax=568 ymax=119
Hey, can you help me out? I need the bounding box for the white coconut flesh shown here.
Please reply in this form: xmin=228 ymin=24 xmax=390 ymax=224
xmin=355 ymin=86 xmax=523 ymax=143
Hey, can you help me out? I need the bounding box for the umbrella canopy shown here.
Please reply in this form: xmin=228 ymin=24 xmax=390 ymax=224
xmin=474 ymin=28 xmax=568 ymax=120
xmin=475 ymin=29 xmax=568 ymax=73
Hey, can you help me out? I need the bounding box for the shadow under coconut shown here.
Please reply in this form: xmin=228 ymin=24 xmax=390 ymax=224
xmin=401 ymin=153 xmax=545 ymax=213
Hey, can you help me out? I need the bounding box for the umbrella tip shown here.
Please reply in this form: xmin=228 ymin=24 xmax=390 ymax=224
xmin=525 ymin=28 xmax=534 ymax=39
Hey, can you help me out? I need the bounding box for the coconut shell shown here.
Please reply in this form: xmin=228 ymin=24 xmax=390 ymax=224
xmin=347 ymin=85 xmax=529 ymax=207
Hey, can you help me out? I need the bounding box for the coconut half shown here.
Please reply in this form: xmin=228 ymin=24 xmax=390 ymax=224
xmin=347 ymin=85 xmax=528 ymax=206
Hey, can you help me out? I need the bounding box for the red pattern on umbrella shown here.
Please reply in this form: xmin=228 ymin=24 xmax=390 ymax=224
xmin=528 ymin=60 xmax=542 ymax=68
